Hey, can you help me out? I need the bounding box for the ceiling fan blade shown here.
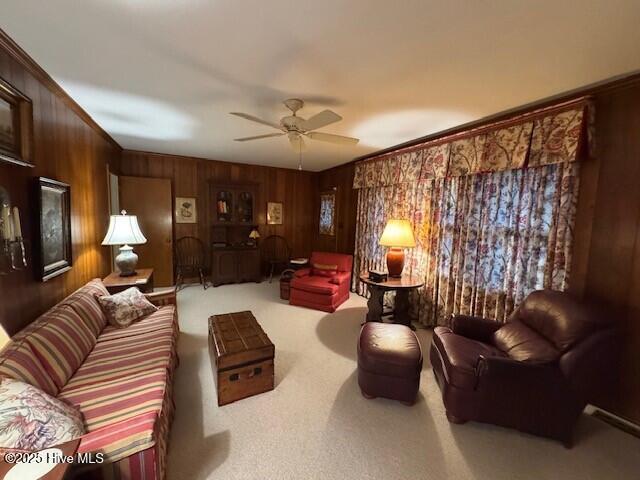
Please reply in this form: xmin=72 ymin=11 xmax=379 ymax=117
xmin=306 ymin=131 xmax=359 ymax=145
xmin=288 ymin=134 xmax=306 ymax=152
xmin=301 ymin=109 xmax=342 ymax=131
xmin=230 ymin=112 xmax=283 ymax=131
xmin=234 ymin=133 xmax=285 ymax=142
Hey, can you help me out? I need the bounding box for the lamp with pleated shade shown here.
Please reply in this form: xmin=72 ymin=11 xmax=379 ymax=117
xmin=379 ymin=219 xmax=416 ymax=277
xmin=248 ymin=228 xmax=260 ymax=246
xmin=0 ymin=325 xmax=10 ymax=351
xmin=102 ymin=210 xmax=147 ymax=277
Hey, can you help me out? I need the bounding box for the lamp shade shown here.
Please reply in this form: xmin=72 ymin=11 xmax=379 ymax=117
xmin=0 ymin=325 xmax=10 ymax=351
xmin=249 ymin=229 xmax=260 ymax=239
xmin=379 ymin=219 xmax=416 ymax=248
xmin=102 ymin=210 xmax=147 ymax=246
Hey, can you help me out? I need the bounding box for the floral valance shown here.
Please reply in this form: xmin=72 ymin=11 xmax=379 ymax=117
xmin=353 ymin=101 xmax=589 ymax=188
xmin=353 ymin=151 xmax=423 ymax=188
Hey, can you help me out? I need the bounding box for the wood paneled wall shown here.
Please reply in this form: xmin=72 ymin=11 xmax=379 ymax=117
xmin=313 ymin=162 xmax=357 ymax=255
xmin=569 ymin=78 xmax=640 ymax=425
xmin=0 ymin=31 xmax=121 ymax=335
xmin=120 ymin=150 xmax=316 ymax=260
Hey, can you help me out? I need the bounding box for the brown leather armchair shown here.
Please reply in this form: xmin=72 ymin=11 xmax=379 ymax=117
xmin=430 ymin=290 xmax=617 ymax=446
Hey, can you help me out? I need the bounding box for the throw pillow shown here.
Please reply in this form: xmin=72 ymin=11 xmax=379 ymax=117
xmin=0 ymin=378 xmax=85 ymax=452
xmin=96 ymin=287 xmax=158 ymax=328
xmin=312 ymin=263 xmax=338 ymax=278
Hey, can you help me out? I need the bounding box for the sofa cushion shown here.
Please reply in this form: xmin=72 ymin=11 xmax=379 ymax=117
xmin=25 ymin=306 xmax=96 ymax=390
xmin=432 ymin=326 xmax=506 ymax=390
xmin=76 ymin=411 xmax=159 ymax=465
xmin=312 ymin=263 xmax=338 ymax=277
xmin=294 ymin=268 xmax=311 ymax=278
xmin=309 ymin=252 xmax=353 ymax=273
xmin=58 ymin=367 xmax=169 ymax=433
xmin=493 ymin=321 xmax=559 ymax=363
xmin=62 ymin=279 xmax=109 ymax=337
xmin=97 ymin=306 xmax=177 ymax=344
xmin=291 ymin=276 xmax=338 ymax=295
xmin=513 ymin=290 xmax=603 ymax=352
xmin=97 ymin=287 xmax=158 ymax=328
xmin=0 ymin=378 xmax=84 ymax=452
xmin=0 ymin=341 xmax=58 ymax=396
xmin=65 ymin=331 xmax=176 ymax=390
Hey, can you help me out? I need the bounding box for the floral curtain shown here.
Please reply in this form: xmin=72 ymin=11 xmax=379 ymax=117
xmin=352 ymin=101 xmax=588 ymax=326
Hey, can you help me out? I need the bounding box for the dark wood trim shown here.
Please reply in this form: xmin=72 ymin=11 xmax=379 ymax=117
xmin=0 ymin=154 xmax=33 ymax=168
xmin=123 ymin=148 xmax=314 ymax=174
xmin=351 ymin=70 xmax=640 ymax=165
xmin=0 ymin=28 xmax=121 ymax=151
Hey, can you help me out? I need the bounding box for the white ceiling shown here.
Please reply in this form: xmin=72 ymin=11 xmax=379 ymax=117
xmin=2 ymin=0 xmax=640 ymax=171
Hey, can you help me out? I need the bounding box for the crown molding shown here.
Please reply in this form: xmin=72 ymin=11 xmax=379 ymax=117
xmin=353 ymin=70 xmax=640 ymax=164
xmin=0 ymin=28 xmax=121 ymax=151
xmin=122 ymin=149 xmax=317 ymax=174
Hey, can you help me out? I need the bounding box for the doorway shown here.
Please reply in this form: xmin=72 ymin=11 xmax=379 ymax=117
xmin=118 ymin=176 xmax=174 ymax=287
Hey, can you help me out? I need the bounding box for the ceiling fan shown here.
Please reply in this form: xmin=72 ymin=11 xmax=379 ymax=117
xmin=230 ymin=98 xmax=359 ymax=152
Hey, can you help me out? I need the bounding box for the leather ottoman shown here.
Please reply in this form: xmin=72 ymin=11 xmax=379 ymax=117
xmin=357 ymin=322 xmax=423 ymax=405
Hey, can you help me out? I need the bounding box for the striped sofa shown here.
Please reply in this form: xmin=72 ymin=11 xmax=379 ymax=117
xmin=0 ymin=279 xmax=179 ymax=480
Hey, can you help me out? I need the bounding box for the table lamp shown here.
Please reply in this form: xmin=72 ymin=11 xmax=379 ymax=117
xmin=379 ymin=219 xmax=416 ymax=277
xmin=102 ymin=210 xmax=147 ymax=277
xmin=248 ymin=228 xmax=260 ymax=246
xmin=0 ymin=325 xmax=10 ymax=351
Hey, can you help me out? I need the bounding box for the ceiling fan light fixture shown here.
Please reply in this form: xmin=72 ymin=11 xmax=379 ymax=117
xmin=283 ymin=98 xmax=304 ymax=113
xmin=230 ymin=98 xmax=360 ymax=169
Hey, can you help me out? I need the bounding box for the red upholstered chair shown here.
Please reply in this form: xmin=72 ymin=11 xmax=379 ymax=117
xmin=289 ymin=252 xmax=353 ymax=312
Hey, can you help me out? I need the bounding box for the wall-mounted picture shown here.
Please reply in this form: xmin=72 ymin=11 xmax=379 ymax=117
xmin=0 ymin=77 xmax=34 ymax=168
xmin=37 ymin=177 xmax=72 ymax=281
xmin=319 ymin=190 xmax=336 ymax=236
xmin=267 ymin=201 xmax=283 ymax=225
xmin=175 ymin=196 xmax=197 ymax=224
xmin=0 ymin=97 xmax=14 ymax=154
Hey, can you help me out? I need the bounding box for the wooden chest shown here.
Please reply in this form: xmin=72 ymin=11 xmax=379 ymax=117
xmin=208 ymin=311 xmax=275 ymax=406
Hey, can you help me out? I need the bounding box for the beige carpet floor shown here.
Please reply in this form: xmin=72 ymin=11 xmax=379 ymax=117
xmin=167 ymin=281 xmax=639 ymax=480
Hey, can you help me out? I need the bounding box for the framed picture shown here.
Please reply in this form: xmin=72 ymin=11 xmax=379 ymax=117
xmin=0 ymin=77 xmax=34 ymax=168
xmin=319 ymin=189 xmax=336 ymax=236
xmin=175 ymin=197 xmax=197 ymax=224
xmin=36 ymin=177 xmax=72 ymax=281
xmin=267 ymin=201 xmax=283 ymax=225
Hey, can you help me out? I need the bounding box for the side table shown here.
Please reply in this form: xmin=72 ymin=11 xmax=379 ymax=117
xmin=103 ymin=268 xmax=154 ymax=294
xmin=288 ymin=258 xmax=309 ymax=270
xmin=359 ymin=274 xmax=424 ymax=330
xmin=279 ymin=269 xmax=295 ymax=300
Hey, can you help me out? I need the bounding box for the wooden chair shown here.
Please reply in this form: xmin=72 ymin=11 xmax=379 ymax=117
xmin=175 ymin=236 xmax=209 ymax=290
xmin=261 ymin=235 xmax=291 ymax=283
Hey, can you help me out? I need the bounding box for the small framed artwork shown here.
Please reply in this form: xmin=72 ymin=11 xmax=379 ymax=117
xmin=319 ymin=189 xmax=336 ymax=236
xmin=175 ymin=197 xmax=197 ymax=223
xmin=0 ymin=76 xmax=34 ymax=168
xmin=36 ymin=177 xmax=72 ymax=281
xmin=267 ymin=201 xmax=283 ymax=225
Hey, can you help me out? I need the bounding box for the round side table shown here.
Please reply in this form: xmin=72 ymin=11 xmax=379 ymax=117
xmin=359 ymin=274 xmax=424 ymax=330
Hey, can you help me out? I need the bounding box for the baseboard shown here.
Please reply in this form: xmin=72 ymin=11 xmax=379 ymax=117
xmin=586 ymin=405 xmax=640 ymax=439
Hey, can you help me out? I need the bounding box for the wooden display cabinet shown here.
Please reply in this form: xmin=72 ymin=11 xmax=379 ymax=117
xmin=209 ymin=182 xmax=261 ymax=286
xmin=211 ymin=247 xmax=261 ymax=286
xmin=211 ymin=183 xmax=256 ymax=226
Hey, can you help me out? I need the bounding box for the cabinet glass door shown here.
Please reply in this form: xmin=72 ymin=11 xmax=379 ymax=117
xmin=216 ymin=190 xmax=233 ymax=223
xmin=236 ymin=190 xmax=254 ymax=224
